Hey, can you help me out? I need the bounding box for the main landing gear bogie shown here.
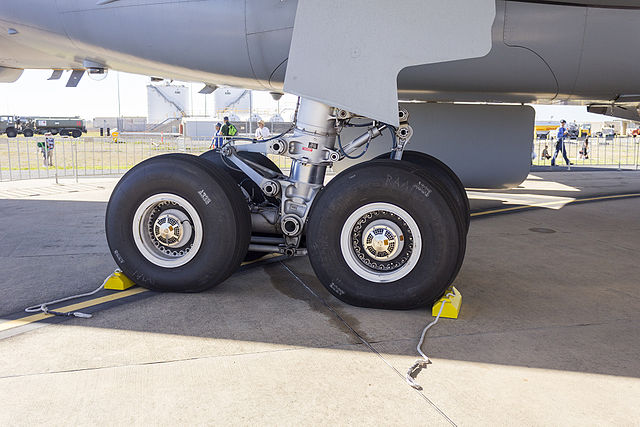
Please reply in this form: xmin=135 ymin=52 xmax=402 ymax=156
xmin=104 ymin=99 xmax=471 ymax=309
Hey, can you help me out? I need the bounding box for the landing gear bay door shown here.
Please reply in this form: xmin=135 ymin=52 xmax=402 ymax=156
xmin=284 ymin=0 xmax=496 ymax=126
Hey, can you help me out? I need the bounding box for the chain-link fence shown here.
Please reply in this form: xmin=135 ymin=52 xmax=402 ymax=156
xmin=0 ymin=134 xmax=293 ymax=182
xmin=533 ymin=136 xmax=640 ymax=169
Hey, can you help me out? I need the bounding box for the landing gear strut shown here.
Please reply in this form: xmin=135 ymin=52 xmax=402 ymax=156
xmin=105 ymin=98 xmax=468 ymax=308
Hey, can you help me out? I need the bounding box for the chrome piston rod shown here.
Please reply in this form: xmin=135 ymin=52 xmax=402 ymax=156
xmin=340 ymin=124 xmax=387 ymax=156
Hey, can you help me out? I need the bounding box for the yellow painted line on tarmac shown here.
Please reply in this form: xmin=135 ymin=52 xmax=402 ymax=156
xmin=471 ymin=193 xmax=640 ymax=217
xmin=1 ymin=254 xmax=283 ymax=334
xmin=0 ymin=287 xmax=148 ymax=333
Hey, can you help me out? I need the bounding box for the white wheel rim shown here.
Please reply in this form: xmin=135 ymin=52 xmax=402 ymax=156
xmin=340 ymin=202 xmax=422 ymax=283
xmin=132 ymin=193 xmax=203 ymax=268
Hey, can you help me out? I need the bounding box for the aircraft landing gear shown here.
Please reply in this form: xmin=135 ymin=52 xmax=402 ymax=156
xmin=104 ymin=97 xmax=469 ymax=308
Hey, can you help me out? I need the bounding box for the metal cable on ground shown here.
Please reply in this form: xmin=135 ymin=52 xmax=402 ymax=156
xmin=24 ymin=270 xmax=121 ymax=318
xmin=279 ymin=261 xmax=457 ymax=426
xmin=406 ymin=291 xmax=455 ymax=390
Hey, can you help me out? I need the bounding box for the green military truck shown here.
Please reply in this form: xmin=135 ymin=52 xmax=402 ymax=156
xmin=0 ymin=115 xmax=33 ymax=137
xmin=0 ymin=115 xmax=86 ymax=138
xmin=28 ymin=117 xmax=86 ymax=138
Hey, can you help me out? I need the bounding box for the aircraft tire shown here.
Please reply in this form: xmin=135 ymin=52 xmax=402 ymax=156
xmin=200 ymin=150 xmax=282 ymax=262
xmin=105 ymin=153 xmax=251 ymax=292
xmin=306 ymin=160 xmax=460 ymax=309
xmin=374 ymin=151 xmax=469 ymax=233
xmin=373 ymin=151 xmax=469 ymax=294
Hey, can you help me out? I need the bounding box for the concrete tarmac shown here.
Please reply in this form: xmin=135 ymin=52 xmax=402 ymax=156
xmin=0 ymin=171 xmax=639 ymax=425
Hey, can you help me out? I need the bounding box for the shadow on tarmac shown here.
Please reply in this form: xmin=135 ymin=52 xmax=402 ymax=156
xmin=1 ymin=186 xmax=639 ymax=380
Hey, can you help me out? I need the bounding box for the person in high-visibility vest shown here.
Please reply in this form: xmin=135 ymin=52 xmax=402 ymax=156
xmin=221 ymin=116 xmax=238 ymax=140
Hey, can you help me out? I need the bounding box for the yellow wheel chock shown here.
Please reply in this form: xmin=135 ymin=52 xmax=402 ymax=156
xmin=431 ymin=286 xmax=462 ymax=319
xmin=104 ymin=270 xmax=135 ymax=291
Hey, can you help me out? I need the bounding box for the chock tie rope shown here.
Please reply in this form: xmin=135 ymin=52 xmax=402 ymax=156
xmin=24 ymin=269 xmax=122 ymax=319
xmin=406 ymin=291 xmax=455 ymax=390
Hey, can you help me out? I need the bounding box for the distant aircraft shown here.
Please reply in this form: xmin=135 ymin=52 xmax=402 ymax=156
xmin=1 ymin=1 xmax=639 ymax=309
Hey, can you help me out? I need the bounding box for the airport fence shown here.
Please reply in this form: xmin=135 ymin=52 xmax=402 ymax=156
xmin=0 ymin=134 xmax=293 ymax=182
xmin=533 ymin=136 xmax=640 ymax=169
xmin=1 ymin=134 xmax=638 ymax=183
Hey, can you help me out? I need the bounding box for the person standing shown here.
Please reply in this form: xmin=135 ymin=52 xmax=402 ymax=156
xmin=210 ymin=122 xmax=223 ymax=149
xmin=254 ymin=120 xmax=270 ymax=141
xmin=552 ymin=119 xmax=572 ymax=166
xmin=220 ymin=116 xmax=238 ymax=140
xmin=579 ymin=137 xmax=590 ymax=159
xmin=39 ymin=132 xmax=55 ymax=167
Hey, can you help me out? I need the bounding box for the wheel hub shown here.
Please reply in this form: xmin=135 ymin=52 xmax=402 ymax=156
xmin=341 ymin=204 xmax=420 ymax=282
xmin=362 ymin=220 xmax=404 ymax=261
xmin=133 ymin=194 xmax=202 ymax=268
xmin=152 ymin=209 xmax=190 ymax=247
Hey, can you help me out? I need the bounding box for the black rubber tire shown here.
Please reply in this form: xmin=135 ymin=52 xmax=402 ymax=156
xmin=200 ymin=150 xmax=282 ymax=262
xmin=23 ymin=129 xmax=34 ymax=138
xmin=71 ymin=129 xmax=82 ymax=138
xmin=59 ymin=130 xmax=69 ymax=137
xmin=6 ymin=128 xmax=17 ymax=138
xmin=374 ymin=151 xmax=470 ymax=233
xmin=306 ymin=160 xmax=460 ymax=309
xmin=105 ymin=153 xmax=251 ymax=292
xmin=372 ymin=152 xmax=469 ymax=296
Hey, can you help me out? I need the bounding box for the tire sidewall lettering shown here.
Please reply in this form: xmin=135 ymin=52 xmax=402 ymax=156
xmin=385 ymin=174 xmax=433 ymax=199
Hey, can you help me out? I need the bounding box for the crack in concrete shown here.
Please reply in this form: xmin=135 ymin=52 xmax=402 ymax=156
xmin=0 ymin=345 xmax=322 ymax=381
xmin=400 ymin=318 xmax=639 ymax=341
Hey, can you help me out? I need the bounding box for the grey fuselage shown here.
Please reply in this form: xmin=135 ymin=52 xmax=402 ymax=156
xmin=1 ymin=0 xmax=639 ymax=108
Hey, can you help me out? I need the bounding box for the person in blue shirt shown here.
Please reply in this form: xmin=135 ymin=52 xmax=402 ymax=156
xmin=551 ymin=119 xmax=573 ymax=166
xmin=210 ymin=122 xmax=223 ymax=149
